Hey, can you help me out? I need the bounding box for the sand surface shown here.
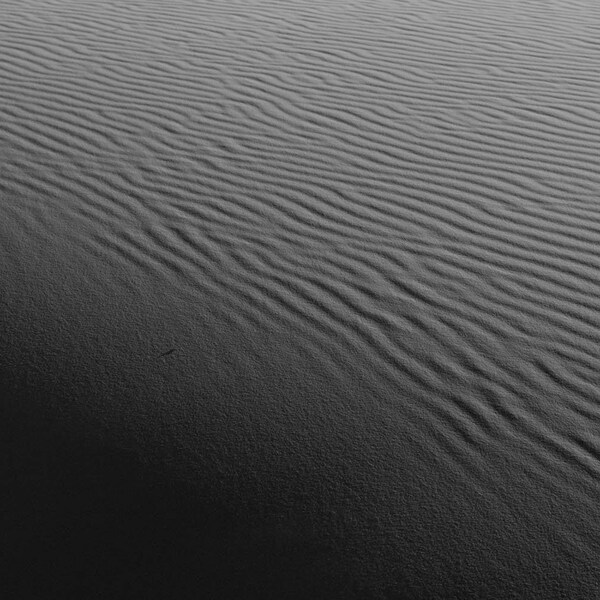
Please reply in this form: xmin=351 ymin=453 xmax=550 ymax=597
xmin=2 ymin=0 xmax=600 ymax=598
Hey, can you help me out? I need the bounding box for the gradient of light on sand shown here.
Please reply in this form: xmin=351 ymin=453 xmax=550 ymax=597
xmin=2 ymin=1 xmax=600 ymax=598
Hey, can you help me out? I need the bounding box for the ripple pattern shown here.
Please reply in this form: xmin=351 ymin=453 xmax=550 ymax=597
xmin=2 ymin=0 xmax=600 ymax=598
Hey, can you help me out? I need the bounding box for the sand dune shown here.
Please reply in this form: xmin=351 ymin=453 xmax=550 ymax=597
xmin=2 ymin=0 xmax=600 ymax=598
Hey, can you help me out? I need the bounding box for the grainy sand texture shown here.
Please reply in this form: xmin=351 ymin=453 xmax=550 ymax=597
xmin=2 ymin=0 xmax=600 ymax=598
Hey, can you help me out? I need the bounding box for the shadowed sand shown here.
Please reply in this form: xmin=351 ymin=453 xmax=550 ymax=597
xmin=2 ymin=0 xmax=600 ymax=598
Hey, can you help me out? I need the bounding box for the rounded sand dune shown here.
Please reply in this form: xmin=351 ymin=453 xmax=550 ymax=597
xmin=2 ymin=0 xmax=600 ymax=598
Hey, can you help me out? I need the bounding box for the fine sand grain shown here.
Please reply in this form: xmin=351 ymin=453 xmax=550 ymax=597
xmin=2 ymin=0 xmax=600 ymax=598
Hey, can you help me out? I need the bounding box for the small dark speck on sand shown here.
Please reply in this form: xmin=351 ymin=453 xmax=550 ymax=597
xmin=157 ymin=348 xmax=176 ymax=358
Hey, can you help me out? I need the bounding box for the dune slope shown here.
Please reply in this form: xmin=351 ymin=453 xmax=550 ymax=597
xmin=2 ymin=0 xmax=600 ymax=598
